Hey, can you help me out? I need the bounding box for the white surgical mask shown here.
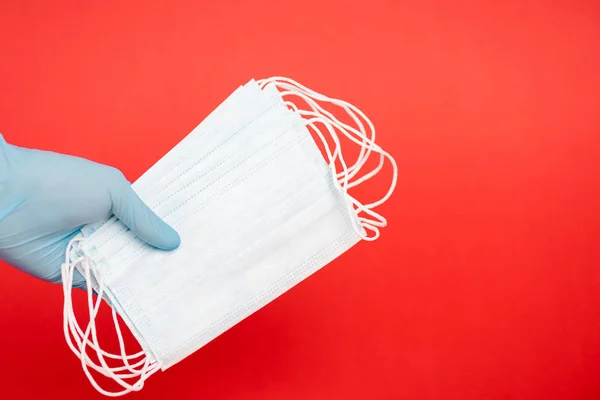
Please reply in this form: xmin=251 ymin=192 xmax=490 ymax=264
xmin=61 ymin=76 xmax=398 ymax=396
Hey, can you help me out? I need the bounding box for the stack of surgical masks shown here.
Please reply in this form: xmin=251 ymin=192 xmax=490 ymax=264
xmin=61 ymin=76 xmax=398 ymax=396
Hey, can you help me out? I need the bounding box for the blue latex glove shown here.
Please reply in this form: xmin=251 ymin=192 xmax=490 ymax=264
xmin=0 ymin=134 xmax=180 ymax=288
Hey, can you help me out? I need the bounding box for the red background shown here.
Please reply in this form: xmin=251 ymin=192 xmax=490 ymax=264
xmin=1 ymin=1 xmax=600 ymax=399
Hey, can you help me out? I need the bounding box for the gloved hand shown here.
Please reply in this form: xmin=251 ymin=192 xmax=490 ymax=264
xmin=0 ymin=134 xmax=180 ymax=288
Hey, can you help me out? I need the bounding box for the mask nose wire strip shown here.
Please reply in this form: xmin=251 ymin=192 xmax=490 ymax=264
xmin=61 ymin=239 xmax=159 ymax=396
xmin=256 ymin=77 xmax=398 ymax=241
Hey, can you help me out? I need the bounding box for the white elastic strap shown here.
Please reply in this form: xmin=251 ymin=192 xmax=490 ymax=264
xmin=270 ymin=80 xmax=388 ymax=195
xmin=61 ymin=238 xmax=159 ymax=397
xmin=258 ymin=76 xmax=383 ymax=187
xmin=257 ymin=77 xmax=398 ymax=241
xmin=258 ymin=78 xmax=393 ymax=200
xmin=62 ymin=256 xmax=146 ymax=372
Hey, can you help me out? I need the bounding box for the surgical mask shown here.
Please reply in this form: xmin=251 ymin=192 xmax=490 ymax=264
xmin=61 ymin=76 xmax=397 ymax=396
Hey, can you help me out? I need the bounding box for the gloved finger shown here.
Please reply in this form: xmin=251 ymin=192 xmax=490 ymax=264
xmin=109 ymin=175 xmax=181 ymax=251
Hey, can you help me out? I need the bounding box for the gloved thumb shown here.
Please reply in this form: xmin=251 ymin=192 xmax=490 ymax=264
xmin=109 ymin=173 xmax=181 ymax=251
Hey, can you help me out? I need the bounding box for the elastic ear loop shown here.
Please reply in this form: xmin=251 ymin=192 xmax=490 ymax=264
xmin=302 ymin=116 xmax=364 ymax=237
xmin=302 ymin=113 xmax=387 ymax=241
xmin=258 ymin=77 xmax=375 ymax=149
xmin=62 ymin=242 xmax=147 ymax=375
xmin=64 ymin=255 xmax=157 ymax=396
xmin=267 ymin=81 xmax=398 ymax=240
xmin=64 ymin=291 xmax=147 ymax=375
xmin=271 ymin=81 xmax=392 ymax=204
xmin=61 ymin=257 xmax=148 ymax=382
xmin=290 ymin=104 xmax=386 ymax=238
xmin=62 ymin=239 xmax=159 ymax=396
xmin=259 ymin=77 xmax=386 ymax=187
xmin=62 ymin=256 xmax=140 ymax=373
xmin=280 ymin=88 xmax=390 ymax=200
xmin=272 ymin=78 xmax=397 ymax=238
xmin=261 ymin=78 xmax=376 ymax=183
xmin=303 ymin=114 xmax=380 ymax=240
xmin=271 ymin=77 xmax=398 ymax=205
xmin=258 ymin=79 xmax=370 ymax=180
xmin=79 ymin=259 xmax=159 ymax=396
